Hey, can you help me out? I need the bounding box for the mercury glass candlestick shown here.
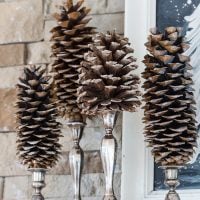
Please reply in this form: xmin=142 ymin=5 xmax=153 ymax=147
xmin=67 ymin=122 xmax=85 ymax=200
xmin=29 ymin=168 xmax=47 ymax=200
xmin=161 ymin=166 xmax=183 ymax=200
xmin=101 ymin=111 xmax=118 ymax=200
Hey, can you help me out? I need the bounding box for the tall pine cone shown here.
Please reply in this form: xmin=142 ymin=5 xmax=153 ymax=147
xmin=77 ymin=31 xmax=141 ymax=115
xmin=16 ymin=66 xmax=62 ymax=169
xmin=51 ymin=0 xmax=96 ymax=122
xmin=142 ymin=27 xmax=197 ymax=166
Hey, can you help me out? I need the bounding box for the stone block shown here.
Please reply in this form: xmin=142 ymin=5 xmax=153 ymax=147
xmin=49 ymin=152 xmax=71 ymax=175
xmin=27 ymin=42 xmax=52 ymax=64
xmin=113 ymin=172 xmax=121 ymax=198
xmin=0 ymin=66 xmax=24 ymax=88
xmin=115 ymin=148 xmax=122 ymax=173
xmin=81 ymin=174 xmax=104 ymax=196
xmin=0 ymin=89 xmax=17 ymax=132
xmin=107 ymin=0 xmax=125 ymax=13
xmin=0 ymin=177 xmax=4 ymax=199
xmin=82 ymin=151 xmax=103 ymax=174
xmin=0 ymin=132 xmax=28 ymax=176
xmin=86 ymin=113 xmax=122 ymax=128
xmin=49 ymin=150 xmax=103 ymax=175
xmin=0 ymin=0 xmax=43 ymax=44
xmin=89 ymin=13 xmax=124 ymax=34
xmin=43 ymin=175 xmax=74 ymax=198
xmin=45 ymin=0 xmax=124 ymax=18
xmin=81 ymin=173 xmax=121 ymax=197
xmin=80 ymin=125 xmax=122 ymax=151
xmin=39 ymin=173 xmax=121 ymax=199
xmin=4 ymin=176 xmax=30 ymax=200
xmin=44 ymin=20 xmax=57 ymax=41
xmin=80 ymin=127 xmax=103 ymax=151
xmin=45 ymin=0 xmax=106 ymax=18
xmin=58 ymin=114 xmax=122 ymax=152
xmin=0 ymin=44 xmax=24 ymax=67
xmin=44 ymin=12 xmax=124 ymax=41
xmin=81 ymin=198 xmax=102 ymax=200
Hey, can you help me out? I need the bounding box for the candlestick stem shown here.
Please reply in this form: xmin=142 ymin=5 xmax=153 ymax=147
xmin=67 ymin=122 xmax=85 ymax=200
xmin=101 ymin=111 xmax=118 ymax=200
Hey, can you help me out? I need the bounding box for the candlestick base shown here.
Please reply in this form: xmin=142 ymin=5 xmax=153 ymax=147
xmin=165 ymin=191 xmax=180 ymax=200
xmin=161 ymin=166 xmax=182 ymax=200
xmin=29 ymin=168 xmax=46 ymax=200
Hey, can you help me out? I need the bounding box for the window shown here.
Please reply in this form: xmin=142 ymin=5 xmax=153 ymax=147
xmin=122 ymin=0 xmax=200 ymax=199
xmin=155 ymin=0 xmax=200 ymax=191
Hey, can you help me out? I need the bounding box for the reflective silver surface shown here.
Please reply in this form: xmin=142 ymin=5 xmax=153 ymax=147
xmin=101 ymin=111 xmax=118 ymax=200
xmin=162 ymin=166 xmax=183 ymax=200
xmin=29 ymin=168 xmax=46 ymax=200
xmin=67 ymin=122 xmax=85 ymax=200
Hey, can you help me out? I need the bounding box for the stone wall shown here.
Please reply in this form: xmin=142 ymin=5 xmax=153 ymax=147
xmin=0 ymin=0 xmax=124 ymax=199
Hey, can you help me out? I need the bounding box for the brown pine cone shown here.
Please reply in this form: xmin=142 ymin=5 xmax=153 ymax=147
xmin=50 ymin=0 xmax=96 ymax=122
xmin=77 ymin=31 xmax=141 ymax=115
xmin=16 ymin=66 xmax=62 ymax=169
xmin=142 ymin=27 xmax=197 ymax=166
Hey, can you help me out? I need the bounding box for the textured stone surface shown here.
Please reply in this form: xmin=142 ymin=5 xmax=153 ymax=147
xmin=0 ymin=0 xmax=124 ymax=198
xmin=44 ymin=174 xmax=106 ymax=198
xmin=89 ymin=13 xmax=124 ymax=34
xmin=27 ymin=42 xmax=52 ymax=64
xmin=0 ymin=132 xmax=27 ymax=176
xmin=4 ymin=176 xmax=30 ymax=200
xmin=0 ymin=44 xmax=24 ymax=67
xmin=0 ymin=66 xmax=24 ymax=88
xmin=43 ymin=175 xmax=74 ymax=198
xmin=107 ymin=0 xmax=125 ymax=13
xmin=81 ymin=174 xmax=105 ymax=196
xmin=0 ymin=0 xmax=43 ymax=44
xmin=50 ymin=151 xmax=103 ymax=175
xmin=86 ymin=113 xmax=123 ymax=127
xmin=80 ymin=126 xmax=122 ymax=151
xmin=82 ymin=151 xmax=103 ymax=174
xmin=44 ymin=20 xmax=57 ymax=41
xmin=0 ymin=178 xmax=4 ymax=199
xmin=81 ymin=173 xmax=121 ymax=197
xmin=59 ymin=114 xmax=122 ymax=152
xmin=45 ymin=0 xmax=124 ymax=18
xmin=45 ymin=13 xmax=124 ymax=41
xmin=0 ymin=89 xmax=17 ymax=132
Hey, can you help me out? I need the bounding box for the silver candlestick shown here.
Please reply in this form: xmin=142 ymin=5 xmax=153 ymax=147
xmin=162 ymin=166 xmax=183 ymax=200
xmin=29 ymin=168 xmax=47 ymax=200
xmin=67 ymin=122 xmax=85 ymax=200
xmin=101 ymin=111 xmax=118 ymax=200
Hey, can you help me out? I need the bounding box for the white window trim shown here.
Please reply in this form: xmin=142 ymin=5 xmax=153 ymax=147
xmin=121 ymin=0 xmax=200 ymax=200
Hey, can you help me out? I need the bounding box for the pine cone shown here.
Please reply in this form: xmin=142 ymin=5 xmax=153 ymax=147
xmin=51 ymin=0 xmax=96 ymax=122
xmin=16 ymin=66 xmax=62 ymax=169
xmin=142 ymin=27 xmax=197 ymax=166
xmin=77 ymin=31 xmax=141 ymax=115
